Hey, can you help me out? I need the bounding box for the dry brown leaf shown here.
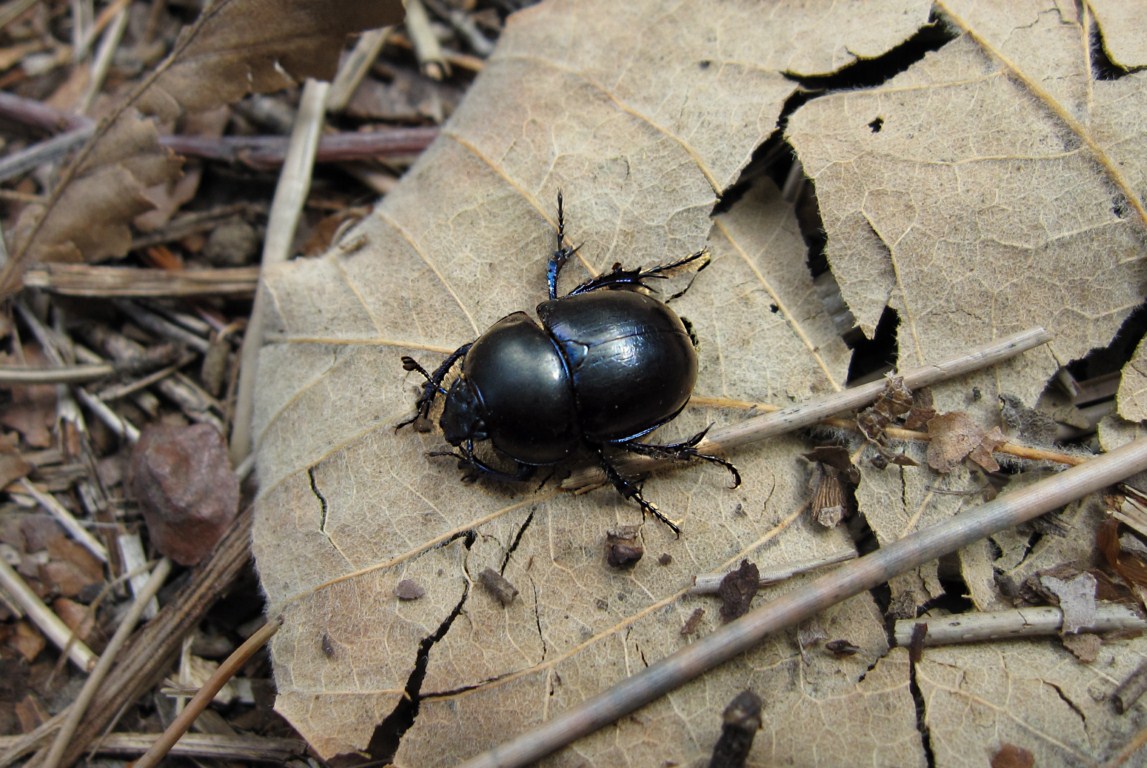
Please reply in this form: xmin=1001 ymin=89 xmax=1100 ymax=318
xmin=1117 ymin=336 xmax=1147 ymax=423
xmin=133 ymin=0 xmax=405 ymax=121
xmin=926 ymin=411 xmax=1005 ymax=473
xmin=1090 ymin=0 xmax=1147 ymax=69
xmin=11 ymin=112 xmax=181 ymax=266
xmin=927 ymin=412 xmax=982 ymax=473
xmin=251 ymin=0 xmax=923 ymax=760
xmin=3 ymin=0 xmax=404 ymax=296
xmin=968 ymin=426 xmax=1006 ymax=473
xmin=250 ymin=0 xmax=1147 ymax=763
xmin=786 ymin=1 xmax=1147 ymax=416
xmin=918 ymin=641 xmax=1142 ymax=765
xmin=0 ymin=433 xmax=32 ymax=489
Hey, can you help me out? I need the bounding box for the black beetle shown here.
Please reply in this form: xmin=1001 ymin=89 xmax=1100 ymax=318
xmin=398 ymin=194 xmax=739 ymax=534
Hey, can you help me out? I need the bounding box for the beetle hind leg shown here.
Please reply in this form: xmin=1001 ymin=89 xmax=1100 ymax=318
xmin=567 ymin=249 xmax=711 ymax=298
xmin=619 ymin=427 xmax=741 ymax=488
xmin=396 ymin=342 xmax=472 ymax=431
xmin=595 ymin=447 xmax=682 ymax=537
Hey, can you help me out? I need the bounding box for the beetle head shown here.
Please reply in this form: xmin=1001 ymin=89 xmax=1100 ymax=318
xmin=440 ymin=376 xmax=489 ymax=446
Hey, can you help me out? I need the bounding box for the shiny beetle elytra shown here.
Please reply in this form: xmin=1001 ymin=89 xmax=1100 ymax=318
xmin=398 ymin=194 xmax=739 ymax=534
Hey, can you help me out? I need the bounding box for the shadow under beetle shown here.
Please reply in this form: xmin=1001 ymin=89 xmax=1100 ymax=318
xmin=397 ymin=194 xmax=740 ymax=535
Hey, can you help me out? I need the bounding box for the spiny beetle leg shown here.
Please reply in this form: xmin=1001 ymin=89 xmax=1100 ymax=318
xmin=596 ymin=446 xmax=682 ymax=537
xmin=619 ymin=426 xmax=741 ymax=488
xmin=430 ymin=443 xmax=536 ymax=484
xmin=396 ymin=342 xmax=472 ymax=430
xmin=567 ymin=249 xmax=710 ymax=298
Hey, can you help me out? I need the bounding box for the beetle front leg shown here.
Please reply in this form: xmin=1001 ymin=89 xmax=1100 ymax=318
xmin=396 ymin=342 xmax=472 ymax=431
xmin=431 ymin=441 xmax=536 ymax=483
xmin=595 ymin=446 xmax=682 ymax=537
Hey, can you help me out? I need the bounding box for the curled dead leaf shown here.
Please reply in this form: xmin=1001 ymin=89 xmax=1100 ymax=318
xmin=1 ymin=0 xmax=405 ymax=297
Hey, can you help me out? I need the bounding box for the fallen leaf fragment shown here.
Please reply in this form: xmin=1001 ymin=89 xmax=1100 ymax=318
xmin=926 ymin=411 xmax=1004 ymax=473
xmin=1039 ymin=572 xmax=1098 ymax=635
xmin=130 ymin=423 xmax=239 ymax=566
xmin=857 ymin=376 xmax=913 ymax=442
xmin=0 ymin=351 xmax=58 ymax=448
xmin=136 ymin=0 xmax=406 ymax=120
xmin=10 ymin=111 xmax=182 ymax=268
xmin=1060 ymin=632 xmax=1101 ymax=663
xmin=0 ymin=0 xmax=406 ymax=298
xmin=967 ymin=426 xmax=1006 ymax=472
xmin=1118 ymin=336 xmax=1147 ymax=424
xmin=1089 ymin=0 xmax=1147 ymax=69
xmin=0 ymin=434 xmax=32 ymax=489
xmin=9 ymin=621 xmax=46 ymax=663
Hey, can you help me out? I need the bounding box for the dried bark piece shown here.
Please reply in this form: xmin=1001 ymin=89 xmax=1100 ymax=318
xmin=707 ymin=689 xmax=763 ymax=768
xmin=681 ymin=607 xmax=705 ymax=636
xmin=857 ymin=376 xmax=913 ymax=442
xmin=718 ymin=560 xmax=760 ymax=623
xmin=991 ymin=743 xmax=1035 ymax=768
xmin=394 ymin=579 xmax=425 ymax=601
xmin=605 ymin=526 xmax=644 ymax=569
xmin=477 ymin=568 xmax=518 ymax=607
xmin=0 ymin=434 xmax=32 ymax=489
xmin=130 ymin=423 xmax=239 ymax=566
xmin=804 ymin=446 xmax=859 ymax=528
